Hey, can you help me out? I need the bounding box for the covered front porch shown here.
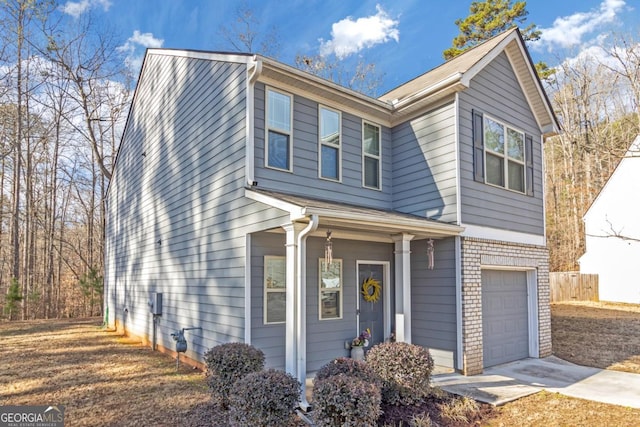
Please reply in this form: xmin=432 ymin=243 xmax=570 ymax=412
xmin=246 ymin=188 xmax=464 ymax=408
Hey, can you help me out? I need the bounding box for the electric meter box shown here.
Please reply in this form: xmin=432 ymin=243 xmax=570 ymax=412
xmin=151 ymin=292 xmax=163 ymax=315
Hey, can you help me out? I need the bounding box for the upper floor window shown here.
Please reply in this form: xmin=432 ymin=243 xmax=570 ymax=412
xmin=319 ymin=106 xmax=341 ymax=181
xmin=473 ymin=110 xmax=534 ymax=196
xmin=363 ymin=121 xmax=381 ymax=189
xmin=266 ymin=88 xmax=292 ymax=171
xmin=484 ymin=116 xmax=525 ymax=193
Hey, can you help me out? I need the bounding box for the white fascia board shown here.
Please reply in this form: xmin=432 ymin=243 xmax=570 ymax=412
xmin=303 ymin=206 xmax=464 ymax=236
xmin=244 ymin=189 xmax=306 ymax=220
xmin=461 ymin=223 xmax=545 ymax=246
xmin=146 ymin=48 xmax=253 ymax=64
xmin=392 ymin=73 xmax=464 ymax=110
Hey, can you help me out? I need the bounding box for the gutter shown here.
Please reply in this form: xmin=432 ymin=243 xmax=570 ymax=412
xmin=296 ymin=214 xmax=319 ymax=411
xmin=246 ymin=57 xmax=263 ymax=186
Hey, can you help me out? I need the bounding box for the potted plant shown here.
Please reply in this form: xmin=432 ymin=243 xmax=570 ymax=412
xmin=350 ymin=328 xmax=371 ymax=361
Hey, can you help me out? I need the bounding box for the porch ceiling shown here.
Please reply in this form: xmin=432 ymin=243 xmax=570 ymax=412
xmin=245 ymin=188 xmax=464 ymax=241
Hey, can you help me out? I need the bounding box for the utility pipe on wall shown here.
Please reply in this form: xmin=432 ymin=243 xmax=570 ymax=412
xmin=296 ymin=214 xmax=318 ymax=411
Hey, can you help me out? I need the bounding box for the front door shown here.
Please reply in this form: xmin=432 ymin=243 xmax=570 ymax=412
xmin=357 ymin=262 xmax=386 ymax=348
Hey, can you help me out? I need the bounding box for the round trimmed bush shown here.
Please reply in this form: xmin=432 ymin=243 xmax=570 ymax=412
xmin=366 ymin=341 xmax=434 ymax=406
xmin=313 ymin=374 xmax=382 ymax=427
xmin=228 ymin=369 xmax=301 ymax=426
xmin=203 ymin=343 xmax=265 ymax=407
xmin=314 ymin=357 xmax=382 ymax=388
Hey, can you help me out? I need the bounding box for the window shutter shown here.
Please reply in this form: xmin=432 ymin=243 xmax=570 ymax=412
xmin=472 ymin=109 xmax=484 ymax=182
xmin=525 ymin=134 xmax=534 ymax=196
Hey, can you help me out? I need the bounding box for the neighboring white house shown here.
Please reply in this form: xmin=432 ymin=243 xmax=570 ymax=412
xmin=580 ymin=135 xmax=640 ymax=304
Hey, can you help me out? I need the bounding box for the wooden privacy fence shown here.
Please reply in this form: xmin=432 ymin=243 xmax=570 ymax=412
xmin=549 ymin=272 xmax=599 ymax=302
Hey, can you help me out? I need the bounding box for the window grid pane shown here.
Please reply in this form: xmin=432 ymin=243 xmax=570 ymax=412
xmin=268 ymin=130 xmax=290 ymax=170
xmin=507 ymin=128 xmax=524 ymax=161
xmin=363 ymin=123 xmax=380 ymax=156
xmin=267 ymin=90 xmax=291 ymax=132
xmin=364 ymin=156 xmax=379 ymax=188
xmin=321 ymin=145 xmax=339 ymax=180
xmin=486 ymin=153 xmax=504 ymax=186
xmin=320 ymin=108 xmax=340 ymax=146
xmin=508 ymin=161 xmax=525 ymax=192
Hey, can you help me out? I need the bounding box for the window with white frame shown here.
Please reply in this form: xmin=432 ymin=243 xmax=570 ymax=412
xmin=319 ymin=259 xmax=342 ymax=320
xmin=266 ymin=88 xmax=292 ymax=171
xmin=264 ymin=256 xmax=286 ymax=324
xmin=484 ymin=116 xmax=526 ymax=193
xmin=319 ymin=106 xmax=341 ymax=180
xmin=363 ymin=121 xmax=381 ymax=189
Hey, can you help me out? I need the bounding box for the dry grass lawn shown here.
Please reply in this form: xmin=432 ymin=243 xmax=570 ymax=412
xmin=1 ymin=301 xmax=640 ymax=426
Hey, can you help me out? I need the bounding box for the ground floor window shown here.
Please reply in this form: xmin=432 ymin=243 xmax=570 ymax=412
xmin=319 ymin=258 xmax=342 ymax=320
xmin=264 ymin=256 xmax=286 ymax=324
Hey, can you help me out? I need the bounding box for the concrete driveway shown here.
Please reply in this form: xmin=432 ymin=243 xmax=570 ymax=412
xmin=432 ymin=356 xmax=640 ymax=408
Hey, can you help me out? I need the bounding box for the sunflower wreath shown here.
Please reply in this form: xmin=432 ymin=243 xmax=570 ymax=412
xmin=361 ymin=276 xmax=381 ymax=303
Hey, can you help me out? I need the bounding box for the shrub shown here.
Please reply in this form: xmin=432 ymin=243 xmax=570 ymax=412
xmin=438 ymin=395 xmax=480 ymax=424
xmin=314 ymin=357 xmax=382 ymax=388
xmin=228 ymin=369 xmax=300 ymax=426
xmin=313 ymin=374 xmax=382 ymax=427
xmin=203 ymin=343 xmax=265 ymax=407
xmin=366 ymin=341 xmax=434 ymax=406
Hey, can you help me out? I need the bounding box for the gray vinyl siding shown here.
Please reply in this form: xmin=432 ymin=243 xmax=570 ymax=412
xmin=250 ymin=232 xmax=287 ymax=370
xmin=254 ymin=83 xmax=393 ymax=209
xmin=304 ymin=236 xmax=394 ymax=374
xmin=411 ymin=237 xmax=457 ymax=368
xmin=105 ymin=53 xmax=289 ymax=364
xmin=249 ymin=232 xmax=395 ymax=373
xmin=392 ymin=101 xmax=458 ymax=223
xmin=458 ymin=52 xmax=544 ymax=234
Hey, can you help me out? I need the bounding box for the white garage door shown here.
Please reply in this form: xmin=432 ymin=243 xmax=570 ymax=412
xmin=482 ymin=270 xmax=529 ymax=368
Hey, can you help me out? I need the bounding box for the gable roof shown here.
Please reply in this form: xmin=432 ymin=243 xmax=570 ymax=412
xmin=379 ymin=28 xmax=559 ymax=135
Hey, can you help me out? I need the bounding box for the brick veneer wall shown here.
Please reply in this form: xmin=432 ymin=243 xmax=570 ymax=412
xmin=461 ymin=237 xmax=551 ymax=375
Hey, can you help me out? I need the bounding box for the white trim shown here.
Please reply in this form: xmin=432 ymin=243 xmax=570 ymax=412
xmin=246 ymin=59 xmax=262 ymax=186
xmin=318 ymin=105 xmax=342 ymax=182
xmin=540 ymin=134 xmax=547 ymax=246
xmin=391 ymin=72 xmax=463 ymax=109
xmin=244 ymin=234 xmax=252 ymax=344
xmin=461 ymin=223 xmax=544 ymax=246
xmin=244 ymin=189 xmax=306 ymax=220
xmin=146 ymin=48 xmax=253 ymax=64
xmin=455 ymin=236 xmax=463 ymax=370
xmin=356 ymin=260 xmax=391 ymax=343
xmin=265 ymin=86 xmax=294 ymax=172
xmin=392 ymin=233 xmax=414 ymax=343
xmin=454 ymin=93 xmax=462 ymax=225
xmin=527 ymin=269 xmax=540 ymax=358
xmin=362 ymin=120 xmax=382 ymax=191
xmin=460 ymin=33 xmax=517 ymax=87
xmin=296 ymin=215 xmax=319 ymax=411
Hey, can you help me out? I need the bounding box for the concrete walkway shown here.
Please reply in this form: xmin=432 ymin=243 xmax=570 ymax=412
xmin=432 ymin=356 xmax=640 ymax=408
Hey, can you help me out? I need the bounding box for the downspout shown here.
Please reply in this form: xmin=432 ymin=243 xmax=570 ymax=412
xmin=246 ymin=57 xmax=262 ymax=186
xmin=297 ymin=214 xmax=319 ymax=411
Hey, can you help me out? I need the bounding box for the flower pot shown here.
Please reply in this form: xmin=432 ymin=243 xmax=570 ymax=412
xmin=351 ymin=346 xmax=365 ymax=361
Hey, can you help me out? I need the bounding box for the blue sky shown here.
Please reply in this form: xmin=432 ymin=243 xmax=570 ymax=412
xmin=60 ymin=0 xmax=637 ymax=94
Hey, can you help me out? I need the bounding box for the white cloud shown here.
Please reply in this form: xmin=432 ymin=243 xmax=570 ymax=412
xmin=60 ymin=0 xmax=112 ymax=18
xmin=535 ymin=0 xmax=626 ymax=51
xmin=319 ymin=5 xmax=399 ymax=59
xmin=117 ymin=31 xmax=164 ymax=72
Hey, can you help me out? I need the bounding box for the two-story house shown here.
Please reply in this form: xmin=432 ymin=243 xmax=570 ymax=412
xmin=104 ymin=27 xmax=559 ymax=405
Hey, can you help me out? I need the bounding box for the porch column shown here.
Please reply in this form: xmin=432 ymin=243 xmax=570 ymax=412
xmin=393 ymin=233 xmax=414 ymax=343
xmin=282 ymin=222 xmax=306 ymax=376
